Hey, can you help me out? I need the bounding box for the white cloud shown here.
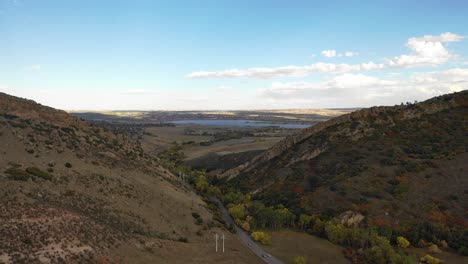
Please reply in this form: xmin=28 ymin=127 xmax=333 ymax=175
xmin=418 ymin=32 xmax=463 ymax=42
xmin=388 ymin=32 xmax=463 ymax=68
xmin=321 ymin=50 xmax=358 ymax=58
xmin=321 ymin=50 xmax=337 ymax=58
xmin=5 ymin=69 xmax=467 ymax=110
xmin=31 ymin=64 xmax=41 ymax=70
xmin=344 ymin=51 xmax=358 ymax=57
xmin=187 ymin=62 xmax=384 ymax=79
xmin=261 ymin=69 xmax=468 ymax=107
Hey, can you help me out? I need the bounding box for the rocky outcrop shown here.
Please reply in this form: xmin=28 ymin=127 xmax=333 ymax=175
xmin=339 ymin=211 xmax=365 ymax=227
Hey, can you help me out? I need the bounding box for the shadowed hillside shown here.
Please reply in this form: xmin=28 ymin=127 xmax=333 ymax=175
xmin=222 ymin=91 xmax=468 ymax=258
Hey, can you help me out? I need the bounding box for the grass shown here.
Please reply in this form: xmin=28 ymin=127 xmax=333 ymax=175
xmin=259 ymin=230 xmax=348 ymax=264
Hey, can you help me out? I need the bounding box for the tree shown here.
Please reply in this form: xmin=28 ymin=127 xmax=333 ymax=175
xmin=420 ymin=254 xmax=441 ymax=264
xmin=228 ymin=204 xmax=245 ymax=220
xmin=240 ymin=221 xmax=250 ymax=231
xmin=293 ymin=256 xmax=307 ymax=264
xmin=224 ymin=191 xmax=244 ymax=205
xmin=397 ymin=236 xmax=410 ymax=248
xmin=251 ymin=231 xmax=271 ymax=245
xmin=207 ymin=185 xmax=221 ymax=196
xmin=325 ymin=222 xmax=346 ymax=244
xmin=363 ymin=246 xmax=386 ymax=264
xmin=195 ymin=174 xmax=209 ymax=192
xmin=299 ymin=214 xmax=312 ymax=230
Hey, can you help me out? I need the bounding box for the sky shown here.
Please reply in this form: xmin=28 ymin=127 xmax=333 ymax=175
xmin=1 ymin=0 xmax=468 ymax=110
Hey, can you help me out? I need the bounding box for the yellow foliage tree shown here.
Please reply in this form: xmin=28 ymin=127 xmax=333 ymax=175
xmin=420 ymin=254 xmax=441 ymax=264
xmin=241 ymin=221 xmax=250 ymax=231
xmin=251 ymin=231 xmax=271 ymax=245
xmin=228 ymin=204 xmax=245 ymax=220
xmin=195 ymin=174 xmax=208 ymax=192
xmin=397 ymin=236 xmax=410 ymax=248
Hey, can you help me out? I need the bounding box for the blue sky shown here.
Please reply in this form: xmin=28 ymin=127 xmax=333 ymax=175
xmin=1 ymin=0 xmax=467 ymax=110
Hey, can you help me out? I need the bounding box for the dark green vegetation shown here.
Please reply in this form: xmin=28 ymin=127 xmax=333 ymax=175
xmin=221 ymin=91 xmax=468 ymax=262
xmin=187 ymin=149 xmax=264 ymax=172
xmin=5 ymin=166 xmax=52 ymax=181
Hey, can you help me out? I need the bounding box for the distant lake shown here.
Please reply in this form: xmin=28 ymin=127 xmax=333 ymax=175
xmin=169 ymin=119 xmax=311 ymax=129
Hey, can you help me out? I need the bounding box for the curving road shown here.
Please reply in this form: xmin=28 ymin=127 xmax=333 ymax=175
xmin=211 ymin=198 xmax=284 ymax=264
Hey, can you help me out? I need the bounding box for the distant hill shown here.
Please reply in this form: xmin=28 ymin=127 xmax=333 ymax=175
xmin=223 ymin=91 xmax=467 ymax=247
xmin=0 ymin=93 xmax=259 ymax=263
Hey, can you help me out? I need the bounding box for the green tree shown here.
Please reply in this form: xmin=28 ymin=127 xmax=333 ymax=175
xmin=325 ymin=222 xmax=346 ymax=244
xmin=299 ymin=214 xmax=312 ymax=230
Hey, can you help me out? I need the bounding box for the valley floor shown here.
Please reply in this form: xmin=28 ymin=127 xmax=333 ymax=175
xmin=259 ymin=230 xmax=348 ymax=264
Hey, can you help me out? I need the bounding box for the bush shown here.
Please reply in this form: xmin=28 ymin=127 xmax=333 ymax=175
xmin=5 ymin=168 xmax=31 ymax=181
xmin=26 ymin=167 xmax=52 ymax=180
xmin=65 ymin=162 xmax=72 ymax=168
xmin=178 ymin=237 xmax=188 ymax=243
xmin=251 ymin=231 xmax=271 ymax=245
xmin=191 ymin=212 xmax=201 ymax=219
xmin=363 ymin=246 xmax=386 ymax=264
xmin=420 ymin=254 xmax=441 ymax=264
xmin=228 ymin=223 xmax=236 ymax=233
xmin=397 ymin=236 xmax=410 ymax=248
xmin=293 ymin=256 xmax=307 ymax=264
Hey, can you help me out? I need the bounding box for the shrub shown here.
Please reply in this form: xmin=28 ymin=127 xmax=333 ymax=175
xmin=420 ymin=254 xmax=441 ymax=264
xmin=5 ymin=168 xmax=31 ymax=181
xmin=65 ymin=162 xmax=72 ymax=168
xmin=226 ymin=223 xmax=236 ymax=233
xmin=178 ymin=237 xmax=188 ymax=243
xmin=240 ymin=221 xmax=250 ymax=231
xmin=397 ymin=236 xmax=410 ymax=248
xmin=26 ymin=167 xmax=52 ymax=180
xmin=293 ymin=256 xmax=307 ymax=264
xmin=191 ymin=212 xmax=201 ymax=219
xmin=363 ymin=246 xmax=386 ymax=264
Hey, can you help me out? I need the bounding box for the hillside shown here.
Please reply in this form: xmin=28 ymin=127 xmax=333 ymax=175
xmin=222 ymin=91 xmax=468 ymax=256
xmin=0 ymin=93 xmax=260 ymax=264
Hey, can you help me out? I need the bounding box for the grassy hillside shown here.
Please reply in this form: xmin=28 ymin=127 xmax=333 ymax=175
xmin=0 ymin=93 xmax=260 ymax=264
xmin=222 ymin=91 xmax=468 ymax=261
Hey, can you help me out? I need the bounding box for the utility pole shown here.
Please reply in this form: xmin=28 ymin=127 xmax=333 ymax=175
xmin=222 ymin=233 xmax=225 ymax=253
xmin=215 ymin=233 xmax=218 ymax=252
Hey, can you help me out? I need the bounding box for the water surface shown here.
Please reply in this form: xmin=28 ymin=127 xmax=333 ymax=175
xmin=170 ymin=119 xmax=311 ymax=129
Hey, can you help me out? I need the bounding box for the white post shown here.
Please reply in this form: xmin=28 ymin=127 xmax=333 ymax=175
xmin=222 ymin=233 xmax=225 ymax=253
xmin=215 ymin=233 xmax=218 ymax=252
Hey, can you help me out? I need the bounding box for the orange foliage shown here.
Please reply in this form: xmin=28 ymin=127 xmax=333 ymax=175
xmin=428 ymin=210 xmax=448 ymax=223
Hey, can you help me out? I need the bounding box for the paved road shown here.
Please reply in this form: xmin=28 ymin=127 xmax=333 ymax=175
xmin=211 ymin=198 xmax=284 ymax=264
